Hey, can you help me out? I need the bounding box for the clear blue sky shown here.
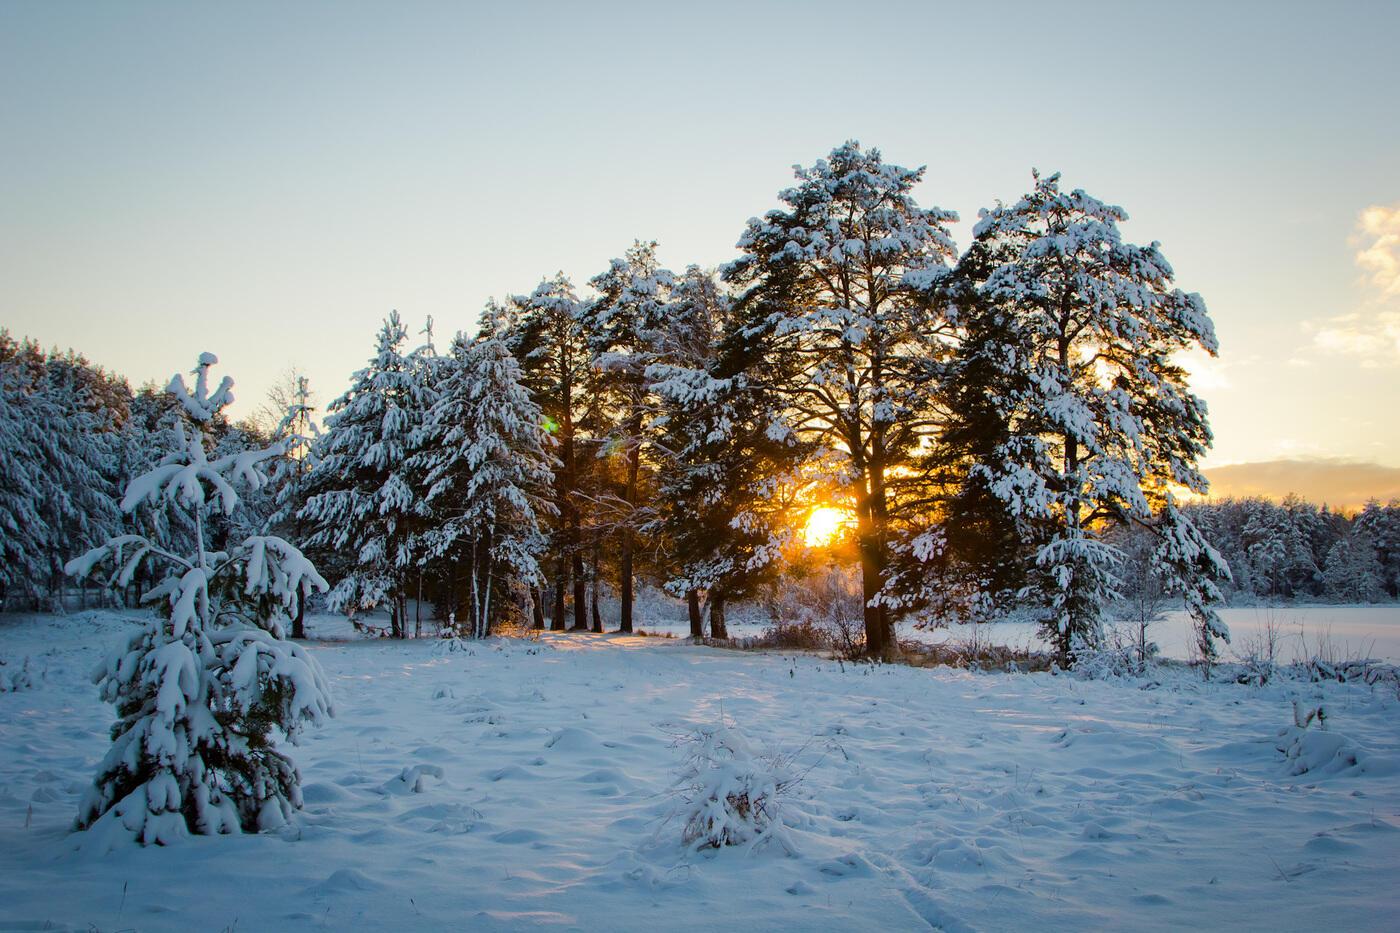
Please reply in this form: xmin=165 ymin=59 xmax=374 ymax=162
xmin=3 ymin=0 xmax=1398 ymax=470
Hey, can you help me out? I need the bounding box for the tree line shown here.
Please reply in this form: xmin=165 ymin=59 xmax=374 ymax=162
xmin=14 ymin=141 xmax=1376 ymax=664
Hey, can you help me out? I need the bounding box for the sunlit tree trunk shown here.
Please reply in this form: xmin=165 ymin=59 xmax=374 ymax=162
xmin=709 ymin=593 xmax=728 ymax=640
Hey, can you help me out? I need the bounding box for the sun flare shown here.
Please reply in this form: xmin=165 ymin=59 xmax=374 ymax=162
xmin=804 ymin=506 xmax=850 ymax=548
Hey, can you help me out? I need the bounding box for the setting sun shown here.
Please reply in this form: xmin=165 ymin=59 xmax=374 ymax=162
xmin=804 ymin=506 xmax=851 ymax=548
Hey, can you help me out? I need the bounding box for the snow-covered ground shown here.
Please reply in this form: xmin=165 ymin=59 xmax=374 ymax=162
xmin=2 ymin=609 xmax=1399 ymax=931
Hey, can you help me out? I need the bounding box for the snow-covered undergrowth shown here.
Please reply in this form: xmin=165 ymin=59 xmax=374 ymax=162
xmin=666 ymin=717 xmax=800 ymax=854
xmin=2 ymin=610 xmax=1399 ymax=931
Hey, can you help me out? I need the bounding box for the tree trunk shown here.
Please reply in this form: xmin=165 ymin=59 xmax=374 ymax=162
xmin=868 ymin=459 xmax=898 ymax=661
xmin=709 ymin=594 xmax=728 ymax=640
xmin=590 ymin=537 xmax=603 ymax=633
xmin=415 ymin=572 xmax=423 ymax=638
xmin=858 ymin=535 xmax=887 ymax=658
xmin=571 ymin=545 xmax=588 ymax=630
xmin=687 ymin=588 xmax=703 ymax=639
xmin=291 ymin=586 xmax=306 ymax=639
xmin=480 ymin=531 xmax=494 ymax=638
xmin=619 ymin=530 xmax=634 ymax=633
xmin=853 ymin=471 xmax=894 ymax=660
xmin=551 ymin=555 xmax=567 ymax=631
xmin=619 ymin=432 xmax=641 ymax=633
xmin=532 ymin=584 xmax=546 ymax=630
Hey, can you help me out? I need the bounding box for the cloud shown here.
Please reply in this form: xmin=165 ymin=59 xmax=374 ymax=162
xmin=1309 ymin=309 xmax=1400 ymax=357
xmin=1305 ymin=202 xmax=1400 ymax=364
xmin=1356 ymin=203 xmax=1400 ymax=299
xmin=1177 ymin=346 xmax=1232 ymax=392
xmin=1204 ymin=458 xmax=1400 ymax=510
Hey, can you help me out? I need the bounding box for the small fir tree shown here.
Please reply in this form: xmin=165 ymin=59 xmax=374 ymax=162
xmin=66 ymin=353 xmax=331 ymax=847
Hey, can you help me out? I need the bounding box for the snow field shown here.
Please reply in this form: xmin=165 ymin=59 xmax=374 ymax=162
xmin=1 ymin=610 xmax=1398 ymax=931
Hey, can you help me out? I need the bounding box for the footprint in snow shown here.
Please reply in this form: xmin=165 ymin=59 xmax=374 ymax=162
xmin=818 ymin=854 xmax=874 ymax=878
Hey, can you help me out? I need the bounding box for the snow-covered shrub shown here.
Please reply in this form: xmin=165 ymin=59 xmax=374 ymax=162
xmin=0 ymin=656 xmax=34 ymax=692
xmin=66 ymin=353 xmax=332 ymax=847
xmin=1274 ymin=703 xmax=1378 ymax=777
xmin=668 ymin=718 xmax=799 ymax=855
xmin=1070 ymin=634 xmax=1143 ymax=680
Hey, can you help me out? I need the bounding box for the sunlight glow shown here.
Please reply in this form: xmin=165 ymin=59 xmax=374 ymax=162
xmin=804 ymin=506 xmax=851 ymax=548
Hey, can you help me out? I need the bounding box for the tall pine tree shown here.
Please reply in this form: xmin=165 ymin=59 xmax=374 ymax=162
xmin=723 ymin=141 xmax=959 ymax=659
xmin=953 ymin=172 xmax=1228 ymax=664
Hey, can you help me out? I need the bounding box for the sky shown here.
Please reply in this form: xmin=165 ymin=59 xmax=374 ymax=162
xmin=2 ymin=0 xmax=1398 ymax=495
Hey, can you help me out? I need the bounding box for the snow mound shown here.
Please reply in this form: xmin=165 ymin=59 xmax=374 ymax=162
xmin=1275 ymin=726 xmax=1395 ymax=777
xmin=378 ymin=764 xmax=445 ymax=795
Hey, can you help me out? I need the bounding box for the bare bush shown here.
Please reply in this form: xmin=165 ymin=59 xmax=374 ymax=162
xmin=1233 ymin=609 xmax=1284 ymax=685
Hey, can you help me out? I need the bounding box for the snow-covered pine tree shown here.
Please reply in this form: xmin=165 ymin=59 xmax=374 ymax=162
xmin=112 ymin=384 xmax=203 ymax=605
xmin=0 ymin=344 xmax=119 ymax=609
xmin=300 ymin=311 xmax=430 ymax=637
xmin=955 ymin=171 xmax=1229 ymax=665
xmin=1241 ymin=499 xmax=1294 ymax=598
xmin=1355 ymin=499 xmax=1400 ymax=598
xmin=651 ymin=274 xmax=810 ymax=639
xmin=0 ymin=360 xmax=47 ymax=606
xmin=648 ymin=266 xmax=733 ymax=636
xmin=1322 ymin=529 xmax=1385 ymax=602
xmin=580 ymin=241 xmax=675 ymax=633
xmin=878 ymin=249 xmax=1034 ymax=626
xmin=500 ymin=276 xmax=592 ymax=631
xmin=411 ymin=332 xmax=556 ymax=638
xmin=722 ymin=141 xmax=960 ymax=659
xmin=265 ymin=375 xmax=319 ymax=637
xmin=65 ymin=352 xmax=331 ymax=847
xmin=405 ymin=318 xmax=448 ymax=636
xmin=1279 ymin=494 xmax=1325 ymax=597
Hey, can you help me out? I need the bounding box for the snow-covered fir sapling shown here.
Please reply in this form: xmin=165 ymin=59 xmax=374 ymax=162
xmin=66 ymin=353 xmax=332 ymax=847
xmin=668 ymin=717 xmax=799 ymax=855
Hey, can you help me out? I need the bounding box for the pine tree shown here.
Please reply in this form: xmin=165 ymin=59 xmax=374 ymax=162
xmin=0 ymin=362 xmax=47 ymax=605
xmin=722 ymin=141 xmax=960 ymax=659
xmin=300 ymin=312 xmax=429 ymax=637
xmin=0 ymin=346 xmax=119 ymax=609
xmin=880 ymin=247 xmax=1033 ymax=625
xmin=955 ymin=171 xmax=1229 ymax=664
xmin=411 ymin=332 xmax=556 ymax=638
xmin=1322 ymin=529 xmax=1385 ymax=602
xmin=580 ymin=241 xmax=675 ymax=632
xmin=66 ymin=353 xmax=330 ymax=847
xmin=1355 ymin=499 xmax=1400 ymax=598
xmin=648 ymin=266 xmax=733 ymax=636
xmin=652 ymin=278 xmax=809 ymax=639
xmin=266 ymin=376 xmax=319 ymax=637
xmin=501 ymin=276 xmax=593 ymax=631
